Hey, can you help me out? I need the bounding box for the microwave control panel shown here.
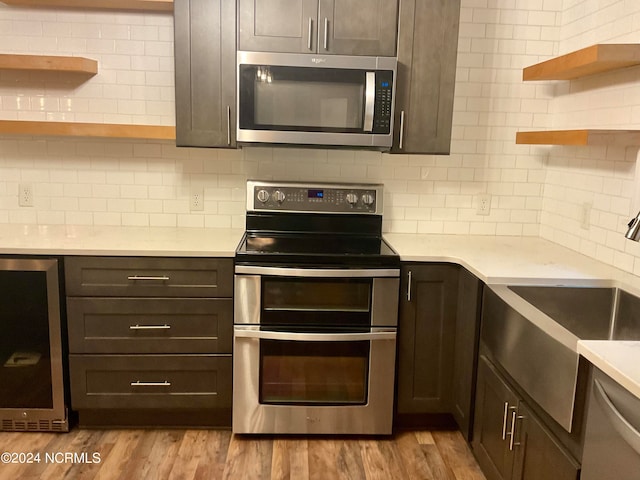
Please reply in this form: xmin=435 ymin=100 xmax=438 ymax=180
xmin=248 ymin=181 xmax=383 ymax=214
xmin=373 ymin=71 xmax=394 ymax=134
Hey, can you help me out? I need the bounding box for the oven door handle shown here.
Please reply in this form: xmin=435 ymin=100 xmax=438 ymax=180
xmin=234 ymin=265 xmax=399 ymax=278
xmin=234 ymin=327 xmax=396 ymax=342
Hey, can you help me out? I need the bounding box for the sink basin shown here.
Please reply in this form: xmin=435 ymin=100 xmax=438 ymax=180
xmin=481 ymin=283 xmax=640 ymax=433
xmin=508 ymin=285 xmax=640 ymax=341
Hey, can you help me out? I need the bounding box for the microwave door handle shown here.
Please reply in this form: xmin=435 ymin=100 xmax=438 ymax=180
xmin=308 ymin=17 xmax=313 ymax=50
xmin=364 ymin=72 xmax=375 ymax=132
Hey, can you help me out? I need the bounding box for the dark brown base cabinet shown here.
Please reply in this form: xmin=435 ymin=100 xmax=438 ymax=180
xmin=472 ymin=355 xmax=580 ymax=480
xmin=396 ymin=263 xmax=482 ymax=439
xmin=65 ymin=256 xmax=234 ymax=427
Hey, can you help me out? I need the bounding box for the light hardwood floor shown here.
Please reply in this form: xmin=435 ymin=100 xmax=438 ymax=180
xmin=0 ymin=428 xmax=486 ymax=480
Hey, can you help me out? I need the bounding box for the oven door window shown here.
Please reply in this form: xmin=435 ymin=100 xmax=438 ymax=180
xmin=260 ymin=339 xmax=369 ymax=405
xmin=239 ymin=65 xmax=366 ymax=133
xmin=261 ymin=277 xmax=372 ymax=329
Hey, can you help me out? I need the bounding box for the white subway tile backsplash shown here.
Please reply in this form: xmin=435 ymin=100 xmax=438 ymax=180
xmin=0 ymin=1 xmax=638 ymax=276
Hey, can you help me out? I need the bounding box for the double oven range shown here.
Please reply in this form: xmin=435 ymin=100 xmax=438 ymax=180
xmin=233 ymin=181 xmax=400 ymax=434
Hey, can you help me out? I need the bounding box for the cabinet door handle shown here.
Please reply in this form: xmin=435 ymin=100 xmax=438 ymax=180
xmin=323 ymin=17 xmax=329 ymax=50
xmin=407 ymin=270 xmax=412 ymax=301
xmin=226 ymin=105 xmax=231 ymax=146
xmin=399 ymin=110 xmax=406 ymax=149
xmin=501 ymin=402 xmax=510 ymax=440
xmin=129 ymin=324 xmax=171 ymax=330
xmin=130 ymin=381 xmax=171 ymax=387
xmin=308 ymin=17 xmax=313 ymax=50
xmin=508 ymin=410 xmax=524 ymax=451
xmin=127 ymin=275 xmax=170 ymax=281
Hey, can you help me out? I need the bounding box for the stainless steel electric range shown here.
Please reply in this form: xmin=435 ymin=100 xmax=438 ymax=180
xmin=233 ymin=180 xmax=400 ymax=435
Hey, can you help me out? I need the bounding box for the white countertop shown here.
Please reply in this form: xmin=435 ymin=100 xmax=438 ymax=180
xmin=0 ymin=224 xmax=244 ymax=257
xmin=384 ymin=233 xmax=640 ymax=288
xmin=2 ymin=226 xmax=639 ymax=399
xmin=578 ymin=341 xmax=640 ymax=399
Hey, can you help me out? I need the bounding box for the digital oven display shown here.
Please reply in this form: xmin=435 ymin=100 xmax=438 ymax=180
xmin=308 ymin=189 xmax=324 ymax=199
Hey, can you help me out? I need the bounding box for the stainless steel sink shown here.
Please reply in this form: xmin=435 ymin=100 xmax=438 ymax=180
xmin=482 ymin=284 xmax=640 ymax=434
xmin=508 ymin=285 xmax=640 ymax=341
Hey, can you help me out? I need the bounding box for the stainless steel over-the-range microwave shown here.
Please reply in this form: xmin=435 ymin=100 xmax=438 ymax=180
xmin=237 ymin=51 xmax=397 ymax=149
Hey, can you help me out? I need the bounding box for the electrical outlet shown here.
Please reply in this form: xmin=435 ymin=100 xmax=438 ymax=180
xmin=476 ymin=194 xmax=491 ymax=216
xmin=190 ymin=186 xmax=204 ymax=211
xmin=18 ymin=184 xmax=33 ymax=207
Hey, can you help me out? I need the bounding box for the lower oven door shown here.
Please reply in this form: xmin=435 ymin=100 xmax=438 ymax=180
xmin=232 ymin=327 xmax=396 ymax=434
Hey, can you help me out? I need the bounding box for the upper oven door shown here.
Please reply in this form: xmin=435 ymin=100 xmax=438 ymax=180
xmin=237 ymin=51 xmax=396 ymax=148
xmin=235 ymin=266 xmax=399 ymax=328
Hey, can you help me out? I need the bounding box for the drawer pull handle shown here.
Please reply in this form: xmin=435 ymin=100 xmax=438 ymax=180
xmin=127 ymin=275 xmax=170 ymax=281
xmin=130 ymin=381 xmax=171 ymax=387
xmin=129 ymin=324 xmax=171 ymax=330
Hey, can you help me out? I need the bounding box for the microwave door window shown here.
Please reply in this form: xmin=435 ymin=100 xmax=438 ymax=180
xmin=255 ymin=81 xmax=364 ymax=131
xmin=240 ymin=66 xmax=366 ymax=133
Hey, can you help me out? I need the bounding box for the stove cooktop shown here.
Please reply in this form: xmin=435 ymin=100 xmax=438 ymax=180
xmin=235 ymin=233 xmax=400 ymax=268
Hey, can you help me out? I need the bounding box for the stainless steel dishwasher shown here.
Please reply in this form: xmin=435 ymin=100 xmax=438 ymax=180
xmin=581 ymin=367 xmax=640 ymax=479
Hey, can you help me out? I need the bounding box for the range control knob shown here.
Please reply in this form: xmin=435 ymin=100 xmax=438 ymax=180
xmin=256 ymin=189 xmax=270 ymax=203
xmin=273 ymin=190 xmax=286 ymax=204
xmin=345 ymin=193 xmax=359 ymax=206
xmin=361 ymin=193 xmax=375 ymax=206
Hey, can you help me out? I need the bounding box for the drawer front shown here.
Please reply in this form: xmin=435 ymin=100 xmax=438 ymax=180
xmin=67 ymin=298 xmax=232 ymax=354
xmin=69 ymin=354 xmax=232 ymax=410
xmin=65 ymin=256 xmax=233 ymax=297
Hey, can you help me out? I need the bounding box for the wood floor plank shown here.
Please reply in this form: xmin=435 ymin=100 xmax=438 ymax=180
xmin=271 ymin=437 xmax=310 ymax=480
xmin=93 ymin=429 xmax=144 ymax=480
xmin=432 ymin=430 xmax=486 ymax=480
xmin=222 ymin=435 xmax=273 ymax=480
xmin=359 ymin=437 xmax=408 ymax=480
xmin=414 ymin=431 xmax=436 ymax=445
xmin=138 ymin=430 xmax=185 ymax=480
xmin=193 ymin=430 xmax=232 ymax=480
xmin=394 ymin=431 xmax=438 ymax=480
xmin=118 ymin=429 xmax=159 ymax=480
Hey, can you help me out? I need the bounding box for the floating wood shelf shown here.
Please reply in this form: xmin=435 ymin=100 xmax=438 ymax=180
xmin=0 ymin=120 xmax=176 ymax=140
xmin=523 ymin=44 xmax=640 ymax=81
xmin=0 ymin=53 xmax=97 ymax=75
xmin=516 ymin=129 xmax=640 ymax=146
xmin=0 ymin=0 xmax=173 ymax=11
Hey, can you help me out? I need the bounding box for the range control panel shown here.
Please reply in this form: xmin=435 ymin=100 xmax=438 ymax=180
xmin=247 ymin=181 xmax=383 ymax=214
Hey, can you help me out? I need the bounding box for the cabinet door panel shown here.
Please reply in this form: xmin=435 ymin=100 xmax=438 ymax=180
xmin=515 ymin=402 xmax=580 ymax=480
xmin=393 ymin=0 xmax=460 ymax=154
xmin=397 ymin=264 xmax=458 ymax=414
xmin=238 ymin=0 xmax=317 ymax=53
xmin=174 ymin=0 xmax=236 ymax=147
xmin=472 ymin=355 xmax=518 ymax=480
xmin=319 ymin=0 xmax=398 ymax=56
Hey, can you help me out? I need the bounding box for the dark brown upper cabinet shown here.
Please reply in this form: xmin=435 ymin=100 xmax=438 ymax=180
xmin=392 ymin=0 xmax=461 ymax=154
xmin=174 ymin=0 xmax=236 ymax=148
xmin=238 ymin=0 xmax=398 ymax=56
